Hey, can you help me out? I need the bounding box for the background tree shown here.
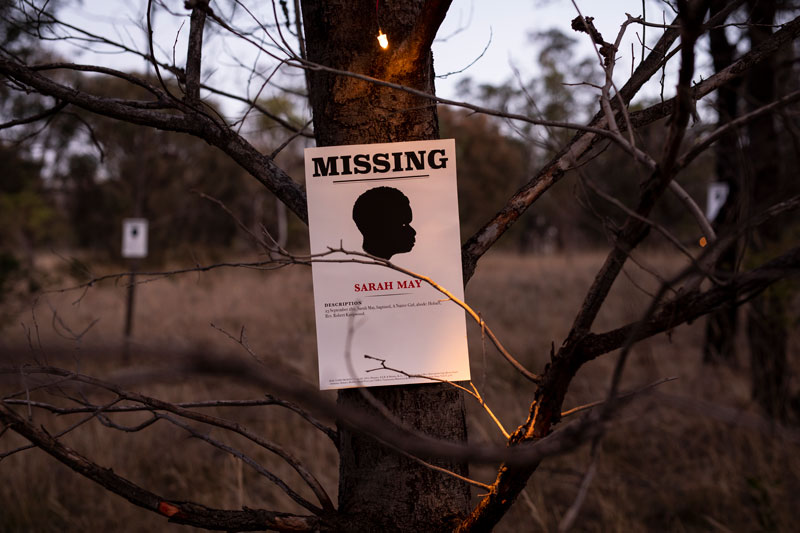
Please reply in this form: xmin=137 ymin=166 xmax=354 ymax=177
xmin=698 ymin=0 xmax=800 ymax=416
xmin=743 ymin=0 xmax=800 ymax=420
xmin=0 ymin=0 xmax=68 ymax=309
xmin=702 ymin=0 xmax=744 ymax=366
xmin=1 ymin=0 xmax=800 ymax=531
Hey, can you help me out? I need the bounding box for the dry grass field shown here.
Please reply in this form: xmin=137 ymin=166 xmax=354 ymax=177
xmin=1 ymin=250 xmax=798 ymax=532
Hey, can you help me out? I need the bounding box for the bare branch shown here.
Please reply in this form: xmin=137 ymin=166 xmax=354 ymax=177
xmin=5 ymin=366 xmax=335 ymax=513
xmin=678 ymin=88 xmax=800 ymax=169
xmin=0 ymin=364 xmax=605 ymax=467
xmin=0 ymin=58 xmax=309 ymax=223
xmin=668 ymin=180 xmax=716 ymax=242
xmin=184 ymin=0 xmax=209 ymax=101
xmin=564 ymin=0 xmax=708 ymax=344
xmin=199 ymin=83 xmax=313 ymax=137
xmin=460 ymin=11 xmax=682 ymax=282
xmin=395 ymin=446 xmax=493 ymax=491
xmin=578 ymin=244 xmax=800 ymax=363
xmin=580 ymin=174 xmax=698 ymax=263
xmin=560 ymin=376 xmax=679 ymax=418
xmin=461 ymin=6 xmax=798 ymax=283
xmin=97 ymin=412 xmax=160 ymax=433
xmin=362 ymin=355 xmax=510 ymax=439
xmin=3 ymin=396 xmax=337 ymax=442
xmin=557 ymin=458 xmax=597 ymax=532
xmin=262 ymin=394 xmax=337 ymax=443
xmin=194 ymin=190 xmax=272 ymax=252
xmin=159 ymin=413 xmax=325 ymax=515
xmin=269 ymin=119 xmax=312 ymax=157
xmin=654 ymin=392 xmax=800 ymax=443
xmin=456 ymin=222 xmax=800 ymax=533
xmin=0 ymin=403 xmax=321 ymax=532
xmin=146 ymin=0 xmax=180 ymax=104
xmin=0 ymin=99 xmax=67 ymax=130
xmin=627 ymin=14 xmax=800 ymax=133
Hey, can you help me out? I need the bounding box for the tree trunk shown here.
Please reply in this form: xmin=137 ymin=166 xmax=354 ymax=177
xmin=703 ymin=0 xmax=741 ymax=366
xmin=745 ymin=0 xmax=790 ymax=420
xmin=300 ymin=1 xmax=470 ymax=530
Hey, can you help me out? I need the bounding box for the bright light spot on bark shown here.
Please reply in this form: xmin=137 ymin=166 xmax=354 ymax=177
xmin=377 ymin=31 xmax=389 ymax=49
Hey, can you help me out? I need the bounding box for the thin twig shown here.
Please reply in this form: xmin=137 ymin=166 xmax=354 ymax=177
xmin=159 ymin=413 xmax=324 ymax=515
xmin=560 ymin=376 xmax=678 ymax=418
xmin=0 ymin=99 xmax=67 ymax=129
xmin=557 ymin=458 xmax=597 ymax=532
xmin=363 ymin=355 xmax=510 ymax=439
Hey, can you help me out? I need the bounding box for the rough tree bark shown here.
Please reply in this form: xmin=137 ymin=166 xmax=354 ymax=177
xmin=300 ymin=1 xmax=470 ymax=530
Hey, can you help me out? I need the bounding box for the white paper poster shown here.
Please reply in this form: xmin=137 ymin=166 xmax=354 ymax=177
xmin=706 ymin=182 xmax=730 ymax=223
xmin=122 ymin=218 xmax=148 ymax=258
xmin=305 ymin=139 xmax=470 ymax=390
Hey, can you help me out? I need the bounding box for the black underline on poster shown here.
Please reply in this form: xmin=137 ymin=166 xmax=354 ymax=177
xmin=332 ymin=174 xmax=429 ymax=184
xmin=364 ymin=292 xmax=413 ymax=297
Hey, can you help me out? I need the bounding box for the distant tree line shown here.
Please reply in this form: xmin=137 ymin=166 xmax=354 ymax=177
xmin=1 ymin=25 xmax=724 ymax=278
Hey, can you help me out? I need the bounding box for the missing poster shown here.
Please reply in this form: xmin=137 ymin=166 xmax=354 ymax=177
xmin=305 ymin=139 xmax=470 ymax=390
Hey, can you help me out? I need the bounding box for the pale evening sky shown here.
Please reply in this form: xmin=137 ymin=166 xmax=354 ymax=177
xmin=52 ymin=1 xmax=692 ymax=116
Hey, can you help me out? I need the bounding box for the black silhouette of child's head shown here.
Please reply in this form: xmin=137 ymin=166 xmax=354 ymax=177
xmin=352 ymin=187 xmax=416 ymax=260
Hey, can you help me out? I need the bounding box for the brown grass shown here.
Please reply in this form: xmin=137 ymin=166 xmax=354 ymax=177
xmin=1 ymin=250 xmax=798 ymax=532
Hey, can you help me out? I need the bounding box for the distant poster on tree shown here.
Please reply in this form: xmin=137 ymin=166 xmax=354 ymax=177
xmin=305 ymin=139 xmax=471 ymax=390
xmin=122 ymin=218 xmax=149 ymax=258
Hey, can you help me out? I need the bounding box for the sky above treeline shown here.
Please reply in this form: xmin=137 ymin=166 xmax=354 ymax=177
xmin=434 ymin=0 xmax=680 ymax=98
xmin=52 ymin=1 xmax=689 ymax=114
